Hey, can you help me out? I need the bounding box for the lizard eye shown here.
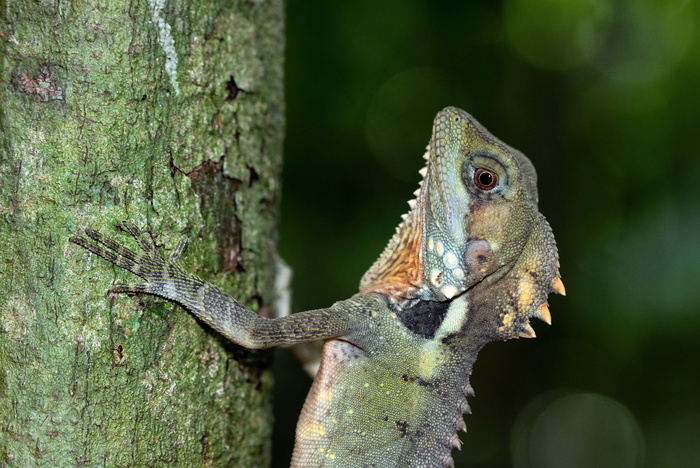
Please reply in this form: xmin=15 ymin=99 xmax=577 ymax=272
xmin=474 ymin=168 xmax=499 ymax=190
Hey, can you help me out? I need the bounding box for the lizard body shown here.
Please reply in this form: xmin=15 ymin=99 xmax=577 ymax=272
xmin=71 ymin=107 xmax=563 ymax=467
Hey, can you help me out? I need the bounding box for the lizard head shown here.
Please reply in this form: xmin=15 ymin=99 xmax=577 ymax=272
xmin=360 ymin=106 xmax=563 ymax=338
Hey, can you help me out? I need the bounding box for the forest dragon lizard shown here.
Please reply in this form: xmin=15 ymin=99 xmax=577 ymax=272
xmin=70 ymin=106 xmax=564 ymax=467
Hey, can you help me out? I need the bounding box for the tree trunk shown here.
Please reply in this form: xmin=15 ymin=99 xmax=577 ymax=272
xmin=0 ymin=1 xmax=284 ymax=466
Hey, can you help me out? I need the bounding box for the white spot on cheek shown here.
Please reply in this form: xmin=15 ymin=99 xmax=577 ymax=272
xmin=430 ymin=269 xmax=443 ymax=286
xmin=441 ymin=285 xmax=458 ymax=299
xmin=435 ymin=241 xmax=444 ymax=256
xmin=428 ymin=237 xmax=434 ymax=251
xmin=443 ymin=252 xmax=458 ymax=269
xmin=150 ymin=0 xmax=180 ymax=96
xmin=453 ymin=268 xmax=464 ymax=280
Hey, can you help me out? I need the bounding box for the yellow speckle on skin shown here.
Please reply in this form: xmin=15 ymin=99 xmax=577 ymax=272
xmin=364 ymin=383 xmax=369 ymax=387
xmin=348 ymin=409 xmax=354 ymax=414
xmin=417 ymin=345 xmax=440 ymax=378
xmin=308 ymin=423 xmax=326 ymax=436
xmin=327 ymin=453 xmax=336 ymax=459
xmin=499 ymin=312 xmax=515 ymax=333
xmin=518 ymin=276 xmax=538 ymax=309
xmin=319 ymin=389 xmax=333 ymax=403
xmin=390 ymin=313 xmax=397 ymax=319
xmin=502 ymin=312 xmax=514 ymax=327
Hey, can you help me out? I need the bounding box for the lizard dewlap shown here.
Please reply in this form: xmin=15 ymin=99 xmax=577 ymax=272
xmin=71 ymin=106 xmax=563 ymax=468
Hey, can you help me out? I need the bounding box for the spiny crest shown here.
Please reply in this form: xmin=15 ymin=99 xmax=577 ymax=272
xmin=358 ymin=148 xmax=431 ymax=300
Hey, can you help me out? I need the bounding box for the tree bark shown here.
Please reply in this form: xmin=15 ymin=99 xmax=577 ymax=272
xmin=0 ymin=0 xmax=284 ymax=466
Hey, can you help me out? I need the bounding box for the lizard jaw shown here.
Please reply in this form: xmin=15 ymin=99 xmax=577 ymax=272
xmin=494 ymin=215 xmax=563 ymax=340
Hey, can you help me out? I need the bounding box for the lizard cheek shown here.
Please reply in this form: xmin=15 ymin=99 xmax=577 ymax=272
xmin=465 ymin=240 xmax=495 ymax=279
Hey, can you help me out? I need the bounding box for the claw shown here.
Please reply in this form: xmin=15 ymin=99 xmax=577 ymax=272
xmin=518 ymin=323 xmax=536 ymax=338
xmin=551 ymin=276 xmax=566 ymax=296
xmin=533 ymin=302 xmax=552 ymax=325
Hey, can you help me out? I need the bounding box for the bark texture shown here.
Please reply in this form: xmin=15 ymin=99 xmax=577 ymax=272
xmin=0 ymin=0 xmax=284 ymax=466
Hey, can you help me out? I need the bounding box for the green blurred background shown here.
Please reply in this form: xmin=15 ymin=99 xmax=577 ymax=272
xmin=273 ymin=0 xmax=700 ymax=466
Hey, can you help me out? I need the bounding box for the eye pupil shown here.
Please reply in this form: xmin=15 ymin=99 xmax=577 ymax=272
xmin=474 ymin=168 xmax=499 ymax=190
xmin=479 ymin=171 xmax=493 ymax=185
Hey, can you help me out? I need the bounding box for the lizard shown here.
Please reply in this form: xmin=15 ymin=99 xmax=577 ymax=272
xmin=70 ymin=106 xmax=564 ymax=467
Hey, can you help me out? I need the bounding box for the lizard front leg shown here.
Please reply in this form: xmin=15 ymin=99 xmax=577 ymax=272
xmin=70 ymin=222 xmax=350 ymax=349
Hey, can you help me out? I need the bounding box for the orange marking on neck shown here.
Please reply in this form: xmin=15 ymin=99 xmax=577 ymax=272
xmin=359 ymin=217 xmax=423 ymax=300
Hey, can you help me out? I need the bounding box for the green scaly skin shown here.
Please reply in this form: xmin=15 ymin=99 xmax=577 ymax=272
xmin=70 ymin=107 xmax=563 ymax=467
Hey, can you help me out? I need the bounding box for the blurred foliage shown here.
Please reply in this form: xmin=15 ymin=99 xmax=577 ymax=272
xmin=273 ymin=0 xmax=700 ymax=466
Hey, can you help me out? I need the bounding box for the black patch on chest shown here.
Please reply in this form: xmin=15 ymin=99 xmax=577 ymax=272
xmin=392 ymin=299 xmax=451 ymax=339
